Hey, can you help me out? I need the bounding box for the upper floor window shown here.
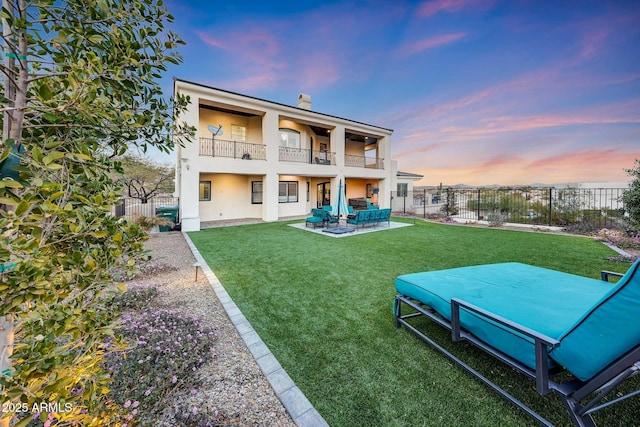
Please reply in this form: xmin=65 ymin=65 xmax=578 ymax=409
xmin=279 ymin=128 xmax=300 ymax=149
xmin=231 ymin=124 xmax=246 ymax=142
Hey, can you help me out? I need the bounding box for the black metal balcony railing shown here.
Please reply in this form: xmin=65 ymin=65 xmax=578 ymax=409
xmin=279 ymin=147 xmax=336 ymax=165
xmin=199 ymin=137 xmax=266 ymax=160
xmin=345 ymin=154 xmax=384 ymax=169
xmin=198 ymin=137 xmax=384 ymax=169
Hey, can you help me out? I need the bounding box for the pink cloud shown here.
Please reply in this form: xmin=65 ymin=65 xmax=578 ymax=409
xmin=298 ymin=55 xmax=341 ymax=88
xmin=402 ymin=149 xmax=637 ymax=186
xmin=579 ymin=27 xmax=609 ymax=60
xmin=397 ymin=33 xmax=467 ymax=57
xmin=198 ymin=33 xmax=228 ymax=51
xmin=417 ymin=0 xmax=496 ymax=18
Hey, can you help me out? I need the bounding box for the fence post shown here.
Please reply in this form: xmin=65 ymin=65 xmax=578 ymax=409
xmin=446 ymin=188 xmax=450 ymax=216
xmin=423 ymin=189 xmax=426 ymax=218
xmin=548 ymin=188 xmax=553 ymax=226
xmin=477 ymin=188 xmax=481 ymax=220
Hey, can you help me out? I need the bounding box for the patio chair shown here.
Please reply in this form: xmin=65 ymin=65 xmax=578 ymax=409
xmin=319 ymin=208 xmax=339 ymax=227
xmin=306 ymin=209 xmax=325 ymax=228
xmin=393 ymin=259 xmax=640 ymax=426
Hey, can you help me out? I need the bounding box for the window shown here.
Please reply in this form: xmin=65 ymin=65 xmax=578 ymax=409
xmin=279 ymin=128 xmax=300 ymax=149
xmin=251 ymin=181 xmax=262 ymax=204
xmin=279 ymin=181 xmax=298 ymax=203
xmin=397 ymin=183 xmax=408 ymax=197
xmin=199 ymin=181 xmax=211 ymax=201
xmin=231 ymin=124 xmax=246 ymax=142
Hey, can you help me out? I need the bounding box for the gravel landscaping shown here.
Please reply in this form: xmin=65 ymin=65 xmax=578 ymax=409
xmin=126 ymin=231 xmax=295 ymax=426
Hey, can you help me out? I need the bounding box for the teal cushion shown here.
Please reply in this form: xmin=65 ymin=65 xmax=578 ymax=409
xmin=396 ymin=263 xmax=614 ymax=375
xmin=552 ymin=259 xmax=640 ymax=380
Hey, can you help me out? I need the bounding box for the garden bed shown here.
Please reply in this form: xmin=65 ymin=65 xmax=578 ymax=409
xmin=107 ymin=232 xmax=294 ymax=426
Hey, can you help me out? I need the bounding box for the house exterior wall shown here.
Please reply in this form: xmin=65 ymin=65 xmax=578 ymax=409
xmin=174 ymin=79 xmax=395 ymax=231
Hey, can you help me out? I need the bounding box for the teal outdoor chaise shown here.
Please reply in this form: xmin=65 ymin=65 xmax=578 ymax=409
xmin=394 ymin=259 xmax=640 ymax=426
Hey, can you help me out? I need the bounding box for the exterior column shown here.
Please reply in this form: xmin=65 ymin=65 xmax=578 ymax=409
xmin=262 ymin=111 xmax=280 ymax=221
xmin=179 ymin=166 xmax=201 ymax=231
xmin=331 ymin=124 xmax=345 ymax=169
xmin=175 ymin=83 xmax=201 ymax=231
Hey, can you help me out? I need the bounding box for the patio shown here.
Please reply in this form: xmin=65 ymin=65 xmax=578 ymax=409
xmin=289 ymin=219 xmax=411 ymax=237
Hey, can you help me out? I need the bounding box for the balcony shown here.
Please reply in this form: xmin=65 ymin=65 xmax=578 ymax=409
xmin=199 ymin=137 xmax=266 ymax=160
xmin=279 ymin=147 xmax=336 ymax=165
xmin=345 ymin=154 xmax=384 ymax=169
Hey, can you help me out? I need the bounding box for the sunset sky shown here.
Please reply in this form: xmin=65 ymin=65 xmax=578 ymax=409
xmin=161 ymin=0 xmax=640 ymax=186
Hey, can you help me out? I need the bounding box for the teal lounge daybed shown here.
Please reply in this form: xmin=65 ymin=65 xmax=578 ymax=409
xmin=394 ymin=260 xmax=640 ymax=426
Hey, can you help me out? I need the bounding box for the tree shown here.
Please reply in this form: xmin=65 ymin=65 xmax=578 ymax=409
xmin=0 ymin=1 xmax=193 ymax=425
xmin=120 ymin=155 xmax=174 ymax=203
xmin=622 ymin=159 xmax=640 ymax=228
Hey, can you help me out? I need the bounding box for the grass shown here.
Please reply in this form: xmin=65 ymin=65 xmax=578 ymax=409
xmin=189 ymin=219 xmax=637 ymax=427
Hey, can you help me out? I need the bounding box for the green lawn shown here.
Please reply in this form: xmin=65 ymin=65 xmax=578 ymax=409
xmin=189 ymin=219 xmax=637 ymax=427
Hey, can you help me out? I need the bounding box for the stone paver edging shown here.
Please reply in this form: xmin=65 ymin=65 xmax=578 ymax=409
xmin=183 ymin=232 xmax=329 ymax=427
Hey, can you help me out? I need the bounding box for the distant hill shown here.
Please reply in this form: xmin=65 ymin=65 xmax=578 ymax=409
xmin=415 ymin=181 xmax=627 ymax=190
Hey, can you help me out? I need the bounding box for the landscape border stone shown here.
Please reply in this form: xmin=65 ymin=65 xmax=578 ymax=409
xmin=183 ymin=232 xmax=329 ymax=427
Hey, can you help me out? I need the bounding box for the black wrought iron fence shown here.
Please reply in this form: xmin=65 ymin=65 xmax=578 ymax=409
xmin=391 ymin=187 xmax=628 ymax=229
xmin=112 ymin=197 xmax=179 ymax=221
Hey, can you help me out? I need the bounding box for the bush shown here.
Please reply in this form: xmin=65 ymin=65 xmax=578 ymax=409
xmin=107 ymin=285 xmax=159 ymax=311
xmin=622 ymin=159 xmax=640 ymax=227
xmin=596 ymin=229 xmax=640 ymax=250
xmin=104 ymin=287 xmax=218 ymax=425
xmin=112 ymin=258 xmax=178 ymax=282
xmin=132 ymin=213 xmax=173 ymax=232
xmin=487 ymin=212 xmax=505 ymax=227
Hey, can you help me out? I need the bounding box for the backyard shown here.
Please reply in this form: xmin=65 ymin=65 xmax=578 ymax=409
xmin=189 ymin=218 xmax=637 ymax=427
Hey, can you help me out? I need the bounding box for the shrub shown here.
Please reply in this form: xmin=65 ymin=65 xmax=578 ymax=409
xmin=132 ymin=213 xmax=173 ymax=232
xmin=107 ymin=285 xmax=160 ymax=311
xmin=621 ymin=159 xmax=640 ymax=227
xmin=596 ymin=229 xmax=640 ymax=250
xmin=112 ymin=258 xmax=178 ymax=282
xmin=487 ymin=212 xmax=505 ymax=227
xmin=104 ymin=302 xmax=218 ymax=426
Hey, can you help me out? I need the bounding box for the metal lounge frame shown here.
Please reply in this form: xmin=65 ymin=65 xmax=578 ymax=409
xmin=394 ymin=269 xmax=640 ymax=427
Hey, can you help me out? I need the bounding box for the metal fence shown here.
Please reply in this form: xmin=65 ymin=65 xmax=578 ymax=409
xmin=391 ymin=187 xmax=628 ymax=229
xmin=112 ymin=197 xmax=180 ymax=221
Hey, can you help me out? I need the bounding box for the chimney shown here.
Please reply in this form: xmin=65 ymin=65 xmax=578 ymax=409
xmin=298 ymin=93 xmax=312 ymax=110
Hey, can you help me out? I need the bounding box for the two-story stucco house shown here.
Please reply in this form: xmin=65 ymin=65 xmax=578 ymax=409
xmin=174 ymin=78 xmax=399 ymax=232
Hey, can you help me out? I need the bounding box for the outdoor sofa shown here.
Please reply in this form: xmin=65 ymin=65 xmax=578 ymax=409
xmin=346 ymin=208 xmax=391 ymax=228
xmin=393 ymin=259 xmax=640 ymax=426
